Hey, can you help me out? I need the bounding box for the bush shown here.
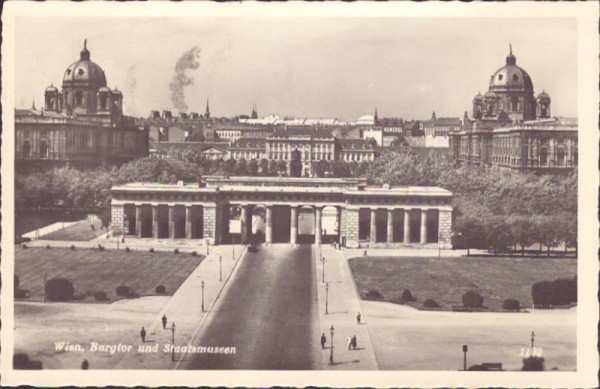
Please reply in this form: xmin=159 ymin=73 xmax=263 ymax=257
xmin=400 ymin=289 xmax=416 ymax=303
xmin=532 ymin=278 xmax=577 ymax=307
xmin=423 ymin=299 xmax=439 ymax=308
xmin=46 ymin=244 xmax=51 ymax=249
xmin=522 ymin=356 xmax=545 ymax=371
xmin=155 ymin=285 xmax=166 ymax=294
xmin=125 ymin=247 xmax=131 ymax=252
xmin=503 ymin=298 xmax=520 ymax=311
xmin=174 ymin=248 xmax=179 ymax=254
xmin=13 ymin=353 xmax=42 ymax=370
xmin=21 ymin=244 xmax=28 ymax=249
xmin=462 ymin=290 xmax=484 ymax=308
xmin=365 ymin=290 xmax=383 ymax=300
xmin=98 ymin=245 xmax=105 ymax=252
xmin=14 ymin=275 xmax=20 ymax=292
xmin=191 ymin=251 xmax=198 ymax=257
xmin=70 ymin=245 xmax=76 ymax=250
xmin=149 ymin=248 xmax=155 ymax=253
xmin=116 ymin=285 xmax=137 ymax=298
xmin=45 ymin=278 xmax=75 ymax=302
xmin=94 ymin=291 xmax=108 ymax=301
xmin=15 ymin=289 xmax=31 ymax=299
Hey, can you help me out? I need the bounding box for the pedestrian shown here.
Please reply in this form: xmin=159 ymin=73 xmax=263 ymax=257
xmin=351 ymin=335 xmax=357 ymax=350
xmin=320 ymin=333 xmax=327 ymax=349
xmin=162 ymin=314 xmax=167 ymax=330
xmin=364 ymin=249 xmax=367 ymax=257
xmin=81 ymin=359 xmax=89 ymax=370
xmin=356 ymin=311 xmax=361 ymax=324
xmin=347 ymin=335 xmax=352 ymax=350
xmin=140 ymin=326 xmax=146 ymax=342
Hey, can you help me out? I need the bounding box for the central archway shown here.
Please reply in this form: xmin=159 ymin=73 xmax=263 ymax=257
xmin=297 ymin=205 xmax=315 ymax=244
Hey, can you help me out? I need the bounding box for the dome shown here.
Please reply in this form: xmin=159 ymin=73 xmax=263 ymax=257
xmin=45 ymin=84 xmax=58 ymax=93
xmin=488 ymin=48 xmax=533 ymax=93
xmin=473 ymin=92 xmax=483 ymax=101
xmin=98 ymin=86 xmax=111 ymax=93
xmin=537 ymin=90 xmax=551 ymax=101
xmin=484 ymin=90 xmax=497 ymax=99
xmin=112 ymin=88 xmax=122 ymax=96
xmin=63 ymin=40 xmax=107 ymax=87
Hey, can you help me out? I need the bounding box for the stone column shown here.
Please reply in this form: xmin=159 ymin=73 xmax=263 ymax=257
xmin=265 ymin=205 xmax=273 ymax=244
xmin=438 ymin=208 xmax=453 ymax=248
xmin=387 ymin=209 xmax=394 ymax=244
xmin=370 ymin=208 xmax=377 ymax=243
xmin=152 ymin=205 xmax=159 ymax=239
xmin=290 ymin=206 xmax=298 ymax=245
xmin=420 ymin=209 xmax=428 ymax=244
xmin=403 ymin=209 xmax=411 ymax=243
xmin=135 ymin=205 xmax=142 ymax=238
xmin=185 ymin=206 xmax=192 ymax=239
xmin=168 ymin=206 xmax=175 ymax=239
xmin=240 ymin=205 xmax=249 ymax=244
xmin=315 ymin=206 xmax=322 ymax=245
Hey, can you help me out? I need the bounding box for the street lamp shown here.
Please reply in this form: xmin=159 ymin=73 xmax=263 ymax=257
xmin=462 ymin=344 xmax=468 ymax=371
xmin=325 ymin=282 xmax=329 ymax=315
xmin=530 ymin=331 xmax=535 ymax=349
xmin=170 ymin=322 xmax=176 ymax=362
xmin=219 ymin=255 xmax=223 ymax=282
xmin=201 ymin=281 xmax=205 ymax=312
xmin=329 ymin=325 xmax=334 ymax=365
xmin=43 ymin=273 xmax=47 ymax=303
xmin=321 ymin=256 xmax=326 ymax=284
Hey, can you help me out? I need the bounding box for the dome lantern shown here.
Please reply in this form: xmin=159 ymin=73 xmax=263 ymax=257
xmin=80 ymin=39 xmax=90 ymax=61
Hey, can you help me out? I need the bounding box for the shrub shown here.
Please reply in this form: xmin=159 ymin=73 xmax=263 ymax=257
xmin=46 ymin=244 xmax=51 ymax=249
xmin=94 ymin=291 xmax=108 ymax=301
xmin=522 ymin=356 xmax=545 ymax=371
xmin=503 ymin=298 xmax=520 ymax=311
xmin=98 ymin=245 xmax=105 ymax=252
xmin=174 ymin=248 xmax=180 ymax=254
xmin=45 ymin=278 xmax=74 ymax=302
xmin=70 ymin=245 xmax=76 ymax=250
xmin=423 ymin=299 xmax=439 ymax=308
xmin=149 ymin=248 xmax=155 ymax=253
xmin=365 ymin=290 xmax=383 ymax=300
xmin=14 ymin=275 xmax=20 ymax=292
xmin=116 ymin=285 xmax=137 ymax=298
xmin=13 ymin=353 xmax=42 ymax=369
xmin=532 ymin=278 xmax=577 ymax=307
xmin=125 ymin=247 xmax=131 ymax=252
xmin=462 ymin=290 xmax=484 ymax=308
xmin=15 ymin=289 xmax=31 ymax=299
xmin=155 ymin=285 xmax=166 ymax=294
xmin=191 ymin=251 xmax=198 ymax=257
xmin=400 ymin=289 xmax=416 ymax=302
xmin=21 ymin=244 xmax=28 ymax=249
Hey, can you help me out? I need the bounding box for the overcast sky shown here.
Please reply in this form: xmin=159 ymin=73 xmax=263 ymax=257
xmin=15 ymin=17 xmax=577 ymax=120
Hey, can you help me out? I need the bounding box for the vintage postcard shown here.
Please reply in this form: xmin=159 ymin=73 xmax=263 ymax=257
xmin=1 ymin=1 xmax=598 ymax=387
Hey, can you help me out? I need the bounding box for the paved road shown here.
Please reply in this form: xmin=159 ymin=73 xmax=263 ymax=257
xmin=183 ymin=244 xmax=320 ymax=370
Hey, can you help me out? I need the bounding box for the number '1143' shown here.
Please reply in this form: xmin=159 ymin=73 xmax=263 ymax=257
xmin=519 ymin=347 xmax=543 ymax=357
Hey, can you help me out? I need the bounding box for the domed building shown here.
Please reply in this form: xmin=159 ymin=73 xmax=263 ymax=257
xmin=16 ymin=41 xmax=148 ymax=172
xmin=450 ymin=46 xmax=576 ymax=173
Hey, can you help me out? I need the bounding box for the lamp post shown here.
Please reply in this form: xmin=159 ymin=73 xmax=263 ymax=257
xmin=43 ymin=273 xmax=47 ymax=303
xmin=201 ymin=281 xmax=205 ymax=312
xmin=325 ymin=282 xmax=329 ymax=315
xmin=170 ymin=322 xmax=176 ymax=362
xmin=329 ymin=325 xmax=334 ymax=365
xmin=206 ymin=239 xmax=210 ymax=255
xmin=462 ymin=344 xmax=468 ymax=371
xmin=219 ymin=255 xmax=223 ymax=282
xmin=530 ymin=331 xmax=535 ymax=349
xmin=321 ymin=256 xmax=326 ymax=284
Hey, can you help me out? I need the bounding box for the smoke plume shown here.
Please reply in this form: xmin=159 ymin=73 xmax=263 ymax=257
xmin=170 ymin=46 xmax=201 ymax=113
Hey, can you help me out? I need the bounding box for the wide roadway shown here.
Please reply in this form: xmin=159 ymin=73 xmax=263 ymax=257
xmin=182 ymin=244 xmax=321 ymax=370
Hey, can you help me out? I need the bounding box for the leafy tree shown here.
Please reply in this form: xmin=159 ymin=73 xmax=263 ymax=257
xmin=312 ymin=160 xmax=328 ymax=178
xmin=235 ymin=158 xmax=248 ymax=176
xmin=276 ymin=160 xmax=287 ymax=175
xmin=222 ymin=158 xmax=237 ymax=176
xmin=259 ymin=159 xmax=269 ymax=176
xmin=268 ymin=160 xmax=278 ymax=176
xmin=247 ymin=159 xmax=259 ymax=176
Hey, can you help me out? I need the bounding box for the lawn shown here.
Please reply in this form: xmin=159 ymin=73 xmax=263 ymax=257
xmin=15 ymin=247 xmax=204 ymax=302
xmin=40 ymin=218 xmax=106 ymax=241
xmin=348 ymin=256 xmax=577 ymax=311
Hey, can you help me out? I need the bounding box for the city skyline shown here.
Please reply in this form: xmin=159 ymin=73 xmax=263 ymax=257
xmin=16 ymin=18 xmax=577 ymax=121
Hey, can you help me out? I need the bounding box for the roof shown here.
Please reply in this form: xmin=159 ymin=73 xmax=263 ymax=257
xmin=271 ymin=127 xmax=334 ymax=139
xmin=15 ymin=108 xmax=68 ymax=119
xmin=154 ymin=142 xmax=229 ymax=153
xmin=424 ymin=117 xmax=461 ymax=127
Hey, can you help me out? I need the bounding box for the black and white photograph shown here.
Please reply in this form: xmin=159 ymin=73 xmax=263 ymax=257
xmin=1 ymin=2 xmax=598 ymax=387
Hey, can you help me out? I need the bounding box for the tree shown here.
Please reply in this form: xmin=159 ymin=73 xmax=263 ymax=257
xmin=235 ymin=158 xmax=248 ymax=176
xmin=259 ymin=159 xmax=269 ymax=176
xmin=452 ymin=216 xmax=487 ymax=255
xmin=276 ymin=160 xmax=287 ymax=175
xmin=290 ymin=149 xmax=302 ymax=177
xmin=312 ymin=160 xmax=328 ymax=178
xmin=522 ymin=357 xmax=544 ymax=371
xmin=247 ymin=159 xmax=259 ymax=176
xmin=222 ymin=158 xmax=237 ymax=176
xmin=268 ymin=160 xmax=278 ymax=176
xmin=510 ymin=216 xmax=536 ymax=255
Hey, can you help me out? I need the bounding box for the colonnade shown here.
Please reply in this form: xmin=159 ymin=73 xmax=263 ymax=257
xmin=130 ymin=203 xmax=204 ymax=239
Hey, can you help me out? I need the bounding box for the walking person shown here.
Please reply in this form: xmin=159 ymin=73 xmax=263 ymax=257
xmin=162 ymin=314 xmax=167 ymax=330
xmin=140 ymin=326 xmax=146 ymax=342
xmin=351 ymin=335 xmax=357 ymax=350
xmin=356 ymin=311 xmax=361 ymax=324
xmin=320 ymin=333 xmax=327 ymax=349
xmin=347 ymin=335 xmax=352 ymax=350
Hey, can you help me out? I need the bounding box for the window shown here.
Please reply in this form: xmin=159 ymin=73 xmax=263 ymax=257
xmin=100 ymin=95 xmax=107 ymax=110
xmin=39 ymin=141 xmax=49 ymax=158
xmin=513 ymin=74 xmax=519 ymax=81
xmin=75 ymin=91 xmax=84 ymax=107
xmin=498 ymin=74 xmax=503 ymax=81
xmin=78 ymin=69 xmax=85 ymax=76
xmin=540 ymin=147 xmax=548 ymax=166
xmin=22 ymin=141 xmax=31 ymax=158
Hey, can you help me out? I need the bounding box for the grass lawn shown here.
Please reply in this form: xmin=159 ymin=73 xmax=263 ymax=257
xmin=349 ymin=256 xmax=576 ymax=311
xmin=40 ymin=218 xmax=106 ymax=241
xmin=15 ymin=247 xmax=204 ymax=303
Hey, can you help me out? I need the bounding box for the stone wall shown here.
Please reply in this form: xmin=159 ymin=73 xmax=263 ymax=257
xmin=203 ymin=205 xmax=216 ymax=244
xmin=111 ymin=204 xmax=125 ymax=235
xmin=343 ymin=208 xmax=359 ymax=247
xmin=438 ymin=209 xmax=453 ymax=248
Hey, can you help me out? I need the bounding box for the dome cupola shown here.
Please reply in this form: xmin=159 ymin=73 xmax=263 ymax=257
xmin=63 ymin=39 xmax=107 ymax=87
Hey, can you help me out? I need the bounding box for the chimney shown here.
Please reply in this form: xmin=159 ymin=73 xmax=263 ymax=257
xmin=151 ymin=110 xmax=160 ymax=119
xmin=190 ymin=112 xmax=199 ymax=119
xmin=179 ymin=112 xmax=188 ymax=119
xmin=163 ymin=110 xmax=172 ymax=120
